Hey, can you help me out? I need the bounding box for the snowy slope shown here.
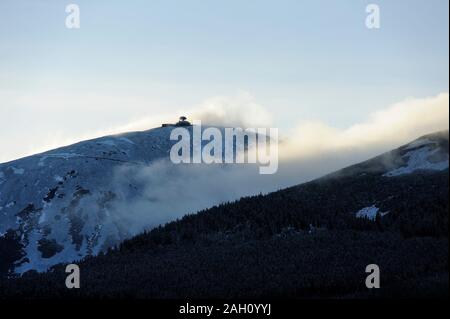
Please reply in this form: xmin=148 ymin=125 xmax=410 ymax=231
xmin=0 ymin=124 xmax=258 ymax=275
xmin=0 ymin=128 xmax=448 ymax=275
xmin=0 ymin=126 xmax=192 ymax=274
xmin=327 ymin=131 xmax=449 ymax=179
xmin=383 ymin=138 xmax=449 ymax=177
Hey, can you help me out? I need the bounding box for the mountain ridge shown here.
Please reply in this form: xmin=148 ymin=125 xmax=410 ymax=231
xmin=0 ymin=125 xmax=262 ymax=274
xmin=1 ymin=130 xmax=448 ymax=298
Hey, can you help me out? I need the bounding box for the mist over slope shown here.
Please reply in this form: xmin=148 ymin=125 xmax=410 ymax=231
xmin=1 ymin=131 xmax=448 ymax=298
xmin=0 ymin=126 xmax=448 ymax=277
xmin=0 ymin=124 xmax=273 ymax=275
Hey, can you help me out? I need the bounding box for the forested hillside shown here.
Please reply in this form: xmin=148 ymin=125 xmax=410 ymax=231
xmin=1 ymin=132 xmax=448 ymax=298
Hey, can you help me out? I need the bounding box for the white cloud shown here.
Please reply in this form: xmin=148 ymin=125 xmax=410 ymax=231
xmin=1 ymin=90 xmax=448 ymax=233
xmin=280 ymin=92 xmax=449 ymax=161
xmin=107 ymin=92 xmax=449 ymax=231
xmin=0 ymin=91 xmax=272 ymax=162
xmin=0 ymin=90 xmax=448 ymax=165
xmin=190 ymin=91 xmax=273 ymax=128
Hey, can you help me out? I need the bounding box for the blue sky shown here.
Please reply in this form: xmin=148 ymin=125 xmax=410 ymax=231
xmin=0 ymin=0 xmax=448 ymax=162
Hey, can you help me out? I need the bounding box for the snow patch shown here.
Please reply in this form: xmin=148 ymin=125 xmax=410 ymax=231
xmin=39 ymin=153 xmax=83 ymax=166
xmin=11 ymin=167 xmax=25 ymax=175
xmin=118 ymin=137 xmax=135 ymax=145
xmin=98 ymin=140 xmax=116 ymax=146
xmin=6 ymin=201 xmax=15 ymax=208
xmin=355 ymin=205 xmax=388 ymax=221
xmin=384 ymin=146 xmax=449 ymax=177
xmin=38 ymin=210 xmax=47 ymax=224
xmin=405 ymin=138 xmax=435 ymax=150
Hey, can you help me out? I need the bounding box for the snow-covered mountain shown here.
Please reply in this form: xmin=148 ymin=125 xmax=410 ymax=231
xmin=1 ymin=130 xmax=447 ymax=298
xmin=0 ymin=126 xmax=190 ymax=274
xmin=0 ymin=129 xmax=448 ymax=276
